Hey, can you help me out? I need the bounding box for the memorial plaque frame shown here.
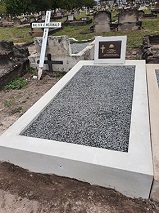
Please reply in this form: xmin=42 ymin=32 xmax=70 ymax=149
xmin=94 ymin=36 xmax=127 ymax=64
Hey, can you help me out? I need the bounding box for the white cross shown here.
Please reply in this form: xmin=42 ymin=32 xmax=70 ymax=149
xmin=100 ymin=45 xmax=105 ymax=54
xmin=32 ymin=11 xmax=61 ymax=80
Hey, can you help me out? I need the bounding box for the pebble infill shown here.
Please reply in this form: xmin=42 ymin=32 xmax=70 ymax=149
xmin=22 ymin=65 xmax=135 ymax=152
xmin=71 ymin=42 xmax=90 ymax=54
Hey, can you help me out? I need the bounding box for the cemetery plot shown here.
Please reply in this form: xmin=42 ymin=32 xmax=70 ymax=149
xmin=0 ymin=60 xmax=153 ymax=199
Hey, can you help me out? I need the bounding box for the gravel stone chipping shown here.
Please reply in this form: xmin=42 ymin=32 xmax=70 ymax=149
xmin=71 ymin=42 xmax=90 ymax=54
xmin=22 ymin=65 xmax=135 ymax=152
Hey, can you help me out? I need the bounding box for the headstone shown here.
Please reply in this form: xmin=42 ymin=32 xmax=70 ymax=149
xmin=56 ymin=12 xmax=62 ymax=17
xmin=13 ymin=17 xmax=21 ymax=26
xmin=94 ymin=11 xmax=111 ymax=33
xmin=94 ymin=36 xmax=127 ymax=64
xmin=118 ymin=9 xmax=138 ymax=23
xmin=118 ymin=9 xmax=142 ymax=31
xmin=30 ymin=16 xmax=36 ymax=23
xmin=67 ymin=14 xmax=75 ymax=21
xmin=34 ymin=35 xmax=71 ymax=57
xmin=42 ymin=15 xmax=46 ymax=21
xmin=142 ymin=35 xmax=159 ymax=63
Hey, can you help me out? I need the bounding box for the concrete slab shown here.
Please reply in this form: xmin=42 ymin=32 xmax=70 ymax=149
xmin=0 ymin=60 xmax=153 ymax=199
xmin=146 ymin=64 xmax=159 ymax=202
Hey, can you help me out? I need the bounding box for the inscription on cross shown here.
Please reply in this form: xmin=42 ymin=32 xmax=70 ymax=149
xmin=32 ymin=11 xmax=61 ymax=79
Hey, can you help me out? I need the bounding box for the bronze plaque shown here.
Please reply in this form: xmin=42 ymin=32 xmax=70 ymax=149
xmin=98 ymin=41 xmax=122 ymax=59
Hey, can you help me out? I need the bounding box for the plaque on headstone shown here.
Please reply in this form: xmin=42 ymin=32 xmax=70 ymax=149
xmin=94 ymin=36 xmax=127 ymax=64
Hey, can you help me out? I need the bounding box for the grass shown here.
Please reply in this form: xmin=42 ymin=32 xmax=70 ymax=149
xmin=0 ymin=11 xmax=158 ymax=47
xmin=0 ymin=26 xmax=32 ymax=43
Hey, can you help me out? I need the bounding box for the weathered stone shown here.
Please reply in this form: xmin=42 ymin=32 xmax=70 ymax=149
xmin=29 ymin=35 xmax=94 ymax=72
xmin=34 ymin=35 xmax=71 ymax=57
xmin=118 ymin=9 xmax=142 ymax=31
xmin=0 ymin=40 xmax=29 ymax=89
xmin=93 ymin=11 xmax=111 ymax=33
xmin=142 ymin=35 xmax=159 ymax=63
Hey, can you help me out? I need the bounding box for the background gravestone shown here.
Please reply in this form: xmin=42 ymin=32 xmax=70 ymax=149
xmin=142 ymin=34 xmax=159 ymax=63
xmin=0 ymin=41 xmax=29 ymax=89
xmin=93 ymin=11 xmax=111 ymax=33
xmin=118 ymin=9 xmax=142 ymax=31
xmin=34 ymin=35 xmax=71 ymax=57
xmin=67 ymin=14 xmax=75 ymax=21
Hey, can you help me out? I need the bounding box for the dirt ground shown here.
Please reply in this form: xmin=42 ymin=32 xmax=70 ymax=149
xmin=0 ymin=47 xmax=159 ymax=212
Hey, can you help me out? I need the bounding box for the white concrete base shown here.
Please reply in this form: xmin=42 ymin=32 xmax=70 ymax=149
xmin=146 ymin=64 xmax=159 ymax=202
xmin=29 ymin=36 xmax=95 ymax=72
xmin=0 ymin=60 xmax=153 ymax=199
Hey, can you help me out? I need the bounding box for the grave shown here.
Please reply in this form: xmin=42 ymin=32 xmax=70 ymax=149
xmin=0 ymin=20 xmax=14 ymax=27
xmin=29 ymin=35 xmax=95 ymax=73
xmin=67 ymin=14 xmax=75 ymax=21
xmin=64 ymin=15 xmax=92 ymax=26
xmin=142 ymin=35 xmax=159 ymax=63
xmin=0 ymin=40 xmax=29 ymax=89
xmin=118 ymin=9 xmax=142 ymax=31
xmin=93 ymin=11 xmax=111 ymax=33
xmin=53 ymin=12 xmax=63 ymax=19
xmin=151 ymin=2 xmax=159 ymax=14
xmin=0 ymin=36 xmax=153 ymax=199
xmin=142 ymin=13 xmax=157 ymax=19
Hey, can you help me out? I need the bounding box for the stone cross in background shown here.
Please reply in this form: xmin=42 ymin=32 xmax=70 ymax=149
xmin=32 ymin=11 xmax=61 ymax=79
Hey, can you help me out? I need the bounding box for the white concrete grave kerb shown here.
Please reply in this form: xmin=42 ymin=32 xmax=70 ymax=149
xmin=0 ymin=60 xmax=153 ymax=199
xmin=32 ymin=11 xmax=61 ymax=80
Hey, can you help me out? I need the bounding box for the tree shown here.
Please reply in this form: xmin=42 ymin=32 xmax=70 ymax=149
xmin=0 ymin=1 xmax=6 ymax=15
xmin=4 ymin=0 xmax=32 ymax=15
xmin=4 ymin=0 xmax=96 ymax=15
xmin=31 ymin=0 xmax=52 ymax=13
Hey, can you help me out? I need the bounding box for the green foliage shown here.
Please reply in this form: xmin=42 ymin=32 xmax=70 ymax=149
xmin=4 ymin=0 xmax=32 ymax=15
xmin=0 ymin=2 xmax=6 ymax=15
xmin=0 ymin=27 xmax=32 ymax=43
xmin=51 ymin=0 xmax=96 ymax=10
xmin=4 ymin=77 xmax=28 ymax=90
xmin=3 ymin=0 xmax=96 ymax=15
